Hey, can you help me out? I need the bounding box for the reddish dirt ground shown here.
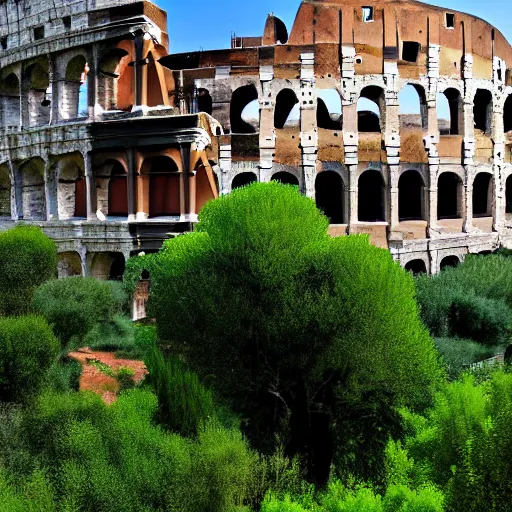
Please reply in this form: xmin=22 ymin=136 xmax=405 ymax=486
xmin=68 ymin=348 xmax=148 ymax=404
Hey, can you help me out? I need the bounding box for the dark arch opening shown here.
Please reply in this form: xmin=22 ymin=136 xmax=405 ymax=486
xmin=504 ymin=95 xmax=512 ymax=133
xmin=405 ymin=259 xmax=427 ymax=275
xmin=438 ymin=172 xmax=461 ymax=219
xmin=358 ymin=170 xmax=385 ymax=222
xmin=146 ymin=156 xmax=180 ymax=217
xmin=197 ymin=88 xmax=213 ymax=115
xmin=473 ymin=89 xmax=492 ymax=133
xmin=506 ymin=175 xmax=512 ymax=214
xmin=232 ymin=172 xmax=257 ymax=190
xmin=440 ymin=255 xmax=460 ymax=270
xmin=108 ymin=162 xmax=128 ymax=216
xmin=399 ymin=84 xmax=427 ymax=129
xmin=274 ymin=17 xmax=288 ymax=44
xmin=109 ymin=254 xmax=126 ymax=281
xmin=439 ymin=88 xmax=461 ymax=135
xmin=141 ymin=269 xmax=150 ymax=280
xmin=272 ymin=172 xmax=299 ymax=186
xmin=472 ymin=173 xmax=492 ymax=217
xmin=399 ymin=170 xmax=424 ymax=221
xmin=230 ymin=84 xmax=258 ymax=133
xmin=274 ymin=89 xmax=299 ymax=129
xmin=315 ymin=172 xmax=344 ymax=224
xmin=358 ymin=86 xmax=384 ymax=133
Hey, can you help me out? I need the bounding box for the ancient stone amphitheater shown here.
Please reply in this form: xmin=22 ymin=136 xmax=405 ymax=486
xmin=1 ymin=0 xmax=512 ymax=281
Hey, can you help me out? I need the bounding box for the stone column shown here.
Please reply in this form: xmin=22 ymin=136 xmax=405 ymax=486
xmin=219 ymin=143 xmax=232 ymax=194
xmin=259 ymin=74 xmax=275 ymax=185
xmin=463 ymin=167 xmax=473 ymax=232
xmin=427 ymin=163 xmax=439 ymax=232
xmin=8 ymin=159 xmax=19 ymax=220
xmin=348 ymin=165 xmax=358 ymax=225
xmin=389 ymin=165 xmax=400 ymax=230
xmin=127 ymin=148 xmax=136 ymax=222
xmin=83 ymin=151 xmax=97 ymax=221
xmin=180 ymin=144 xmax=191 ymax=218
xmin=48 ymin=54 xmax=58 ymax=125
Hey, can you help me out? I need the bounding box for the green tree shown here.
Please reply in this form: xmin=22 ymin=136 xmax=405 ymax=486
xmin=0 ymin=225 xmax=57 ymax=316
xmin=134 ymin=182 xmax=443 ymax=484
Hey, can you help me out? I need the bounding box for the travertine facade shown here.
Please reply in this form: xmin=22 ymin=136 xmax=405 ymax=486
xmin=2 ymin=0 xmax=512 ymax=279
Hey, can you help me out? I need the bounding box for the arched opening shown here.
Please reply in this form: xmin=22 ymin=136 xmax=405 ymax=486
xmin=275 ymin=17 xmax=288 ymax=44
xmin=440 ymin=255 xmax=460 ymax=270
xmin=146 ymin=156 xmax=180 ymax=217
xmin=357 ymin=86 xmax=384 ymax=133
xmin=404 ymin=259 xmax=427 ymax=275
xmin=437 ymin=172 xmax=462 ymax=219
xmin=19 ymin=158 xmax=46 ymax=220
xmin=197 ymin=88 xmax=213 ymax=115
xmin=472 ymin=172 xmax=493 ymax=217
xmin=61 ymin=55 xmax=88 ymax=120
xmin=272 ymin=172 xmax=299 ymax=186
xmin=91 ymin=252 xmax=125 ymax=280
xmin=0 ymin=73 xmax=20 ymax=127
xmin=57 ymin=251 xmax=82 ymax=278
xmin=57 ymin=157 xmax=86 ymax=219
xmin=315 ymin=171 xmax=344 ymax=223
xmin=230 ymin=84 xmax=259 ymax=133
xmin=232 ymin=172 xmax=257 ymax=190
xmin=108 ymin=162 xmax=128 ymax=216
xmin=98 ymin=48 xmax=131 ymax=111
xmin=399 ymin=84 xmax=427 ymax=129
xmin=109 ymin=254 xmax=126 ymax=280
xmin=437 ymin=88 xmax=462 ymax=135
xmin=358 ymin=170 xmax=385 ymax=222
xmin=398 ymin=170 xmax=424 ymax=220
xmin=504 ymin=95 xmax=512 ymax=133
xmin=317 ymin=89 xmax=342 ymax=130
xmin=506 ymin=175 xmax=512 ymax=217
xmin=26 ymin=63 xmax=51 ymax=127
xmin=0 ymin=165 xmax=11 ymax=217
xmin=274 ymin=89 xmax=299 ymax=129
xmin=473 ymin=89 xmax=492 ymax=134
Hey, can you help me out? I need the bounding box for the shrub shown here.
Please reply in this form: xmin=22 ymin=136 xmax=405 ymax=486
xmin=83 ymin=314 xmax=135 ymax=352
xmin=0 ymin=226 xmax=57 ymax=316
xmin=32 ymin=277 xmax=127 ymax=346
xmin=142 ymin=182 xmax=443 ymax=483
xmin=0 ymin=316 xmax=59 ymax=402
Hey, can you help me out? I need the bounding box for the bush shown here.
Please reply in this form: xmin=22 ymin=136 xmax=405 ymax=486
xmin=32 ymin=277 xmax=127 ymax=346
xmin=140 ymin=182 xmax=443 ymax=484
xmin=0 ymin=316 xmax=59 ymax=402
xmin=0 ymin=226 xmax=57 ymax=316
xmin=83 ymin=314 xmax=135 ymax=352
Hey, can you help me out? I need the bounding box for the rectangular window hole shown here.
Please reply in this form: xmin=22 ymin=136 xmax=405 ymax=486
xmin=0 ymin=37 xmax=7 ymax=50
xmin=362 ymin=6 xmax=374 ymax=22
xmin=446 ymin=13 xmax=455 ymax=28
xmin=33 ymin=26 xmax=45 ymax=40
xmin=63 ymin=16 xmax=71 ymax=30
xmin=402 ymin=41 xmax=420 ymax=63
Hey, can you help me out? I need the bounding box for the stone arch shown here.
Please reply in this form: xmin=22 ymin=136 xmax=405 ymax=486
xmin=0 ymin=72 xmax=20 ymax=128
xmin=274 ymin=89 xmax=299 ymax=129
xmin=0 ymin=164 xmax=11 ymax=217
xmin=473 ymin=89 xmax=493 ymax=134
xmin=60 ymin=54 xmax=88 ymax=120
xmin=438 ymin=172 xmax=463 ymax=219
xmin=232 ymin=172 xmax=257 ymax=190
xmin=19 ymin=158 xmax=46 ymax=220
xmin=108 ymin=161 xmax=128 ymax=216
xmin=358 ymin=169 xmax=385 ymax=221
xmin=98 ymin=48 xmax=131 ymax=111
xmin=230 ymin=84 xmax=259 ymax=133
xmin=399 ymin=83 xmax=427 ymax=129
xmin=26 ymin=62 xmax=51 ymax=127
xmin=57 ymin=154 xmax=86 ymax=219
xmin=317 ymin=89 xmax=342 ymax=130
xmin=91 ymin=252 xmax=125 ymax=280
xmin=315 ymin=171 xmax=344 ymax=224
xmin=404 ymin=259 xmax=427 ymax=275
xmin=440 ymin=255 xmax=460 ymax=270
xmin=140 ymin=156 xmax=180 ymax=217
xmin=357 ymin=86 xmax=385 ymax=133
xmin=472 ymin=172 xmax=493 ymax=217
xmin=437 ymin=87 xmax=462 ymax=135
xmin=398 ymin=170 xmax=425 ymax=221
xmin=271 ymin=171 xmax=299 ymax=186
xmin=58 ymin=251 xmax=82 ymax=278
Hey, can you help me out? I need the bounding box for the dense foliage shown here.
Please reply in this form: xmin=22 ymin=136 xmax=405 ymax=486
xmin=0 ymin=225 xmax=57 ymax=316
xmin=33 ymin=277 xmax=127 ymax=346
xmin=0 ymin=316 xmax=59 ymax=402
xmin=131 ymin=182 xmax=443 ymax=483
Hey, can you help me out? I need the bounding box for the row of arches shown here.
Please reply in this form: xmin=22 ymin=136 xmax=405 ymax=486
xmin=230 ymin=169 xmax=497 ymax=224
xmin=219 ymin=83 xmax=500 ymax=136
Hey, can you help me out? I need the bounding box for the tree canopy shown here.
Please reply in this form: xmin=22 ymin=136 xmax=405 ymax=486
xmin=127 ymin=182 xmax=443 ymax=483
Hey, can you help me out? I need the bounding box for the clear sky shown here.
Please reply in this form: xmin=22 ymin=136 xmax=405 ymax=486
xmin=158 ymin=0 xmax=512 ymax=55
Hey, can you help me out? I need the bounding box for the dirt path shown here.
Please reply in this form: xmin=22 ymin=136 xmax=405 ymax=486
xmin=68 ymin=348 xmax=148 ymax=404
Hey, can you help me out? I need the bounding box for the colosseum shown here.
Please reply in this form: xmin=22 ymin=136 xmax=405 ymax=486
xmin=1 ymin=0 xmax=512 ymax=282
